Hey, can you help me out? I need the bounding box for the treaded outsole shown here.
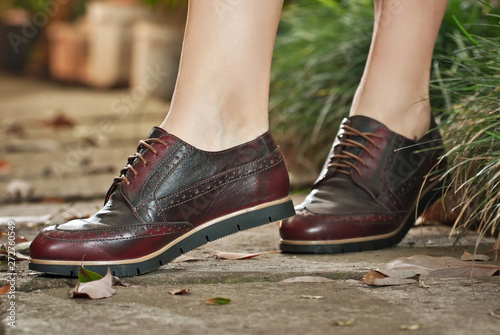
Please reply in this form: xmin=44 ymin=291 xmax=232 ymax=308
xmin=280 ymin=181 xmax=444 ymax=254
xmin=29 ymin=199 xmax=296 ymax=277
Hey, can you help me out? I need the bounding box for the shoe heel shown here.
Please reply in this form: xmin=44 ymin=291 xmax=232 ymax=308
xmin=415 ymin=178 xmax=445 ymax=218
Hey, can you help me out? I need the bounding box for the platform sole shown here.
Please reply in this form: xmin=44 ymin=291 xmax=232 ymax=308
xmin=280 ymin=180 xmax=443 ymax=254
xmin=30 ymin=197 xmax=296 ymax=277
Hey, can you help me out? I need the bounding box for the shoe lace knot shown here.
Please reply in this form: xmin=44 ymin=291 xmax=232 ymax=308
xmin=328 ymin=124 xmax=383 ymax=177
xmin=114 ymin=138 xmax=167 ymax=186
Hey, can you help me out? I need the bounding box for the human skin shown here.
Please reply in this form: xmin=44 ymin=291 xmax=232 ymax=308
xmin=160 ymin=0 xmax=449 ymax=150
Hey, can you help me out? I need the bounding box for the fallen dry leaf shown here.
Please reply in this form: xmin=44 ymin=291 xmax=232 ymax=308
xmin=0 ymin=161 xmax=12 ymax=173
xmin=377 ymin=254 xmax=500 ymax=279
xmin=13 ymin=241 xmax=31 ymax=253
xmin=169 ymin=288 xmax=190 ymax=295
xmin=299 ymin=295 xmax=323 ymax=299
xmin=42 ymin=196 xmax=65 ymax=204
xmin=0 ymin=232 xmax=30 ymax=244
xmin=210 ymin=249 xmax=279 ymax=260
xmin=172 ymin=255 xmax=205 ymax=263
xmin=42 ymin=113 xmax=76 ymax=129
xmin=332 ymin=319 xmax=354 ymax=326
xmin=0 ymin=244 xmax=30 ymax=261
xmin=70 ymin=267 xmax=115 ymax=299
xmin=490 ymin=309 xmax=500 ymax=319
xmin=460 ymin=251 xmax=490 ymax=262
xmin=362 ymin=254 xmax=500 ymax=287
xmin=400 ymin=324 xmax=422 ymax=331
xmin=418 ymin=280 xmax=431 ymax=289
xmin=0 ymin=284 xmax=10 ymax=296
xmin=112 ymin=276 xmax=141 ymax=288
xmin=280 ymin=276 xmax=334 ymax=283
xmin=204 ymin=297 xmax=231 ymax=305
xmin=361 ymin=270 xmax=417 ymax=287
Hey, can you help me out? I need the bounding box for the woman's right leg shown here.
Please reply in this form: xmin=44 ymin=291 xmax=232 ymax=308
xmin=161 ymin=0 xmax=284 ymax=151
xmin=29 ymin=0 xmax=294 ymax=277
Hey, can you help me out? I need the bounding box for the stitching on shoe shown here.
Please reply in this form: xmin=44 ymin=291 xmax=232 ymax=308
xmin=42 ymin=230 xmax=189 ymax=242
xmin=156 ymin=147 xmax=283 ymax=202
xmin=155 ymin=152 xmax=284 ymax=212
xmin=153 ymin=145 xmax=195 ymax=200
xmin=52 ymin=222 xmax=192 ymax=233
xmin=139 ymin=142 xmax=190 ymax=201
xmin=120 ymin=187 xmax=148 ymax=225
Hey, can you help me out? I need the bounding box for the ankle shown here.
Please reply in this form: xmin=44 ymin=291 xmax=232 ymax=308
xmin=351 ymin=98 xmax=432 ymax=140
xmin=160 ymin=106 xmax=269 ymax=151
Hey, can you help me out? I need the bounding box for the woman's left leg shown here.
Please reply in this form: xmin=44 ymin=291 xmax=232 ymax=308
xmin=280 ymin=0 xmax=450 ymax=254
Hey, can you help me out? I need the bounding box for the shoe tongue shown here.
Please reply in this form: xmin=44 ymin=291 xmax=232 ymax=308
xmin=147 ymin=126 xmax=169 ymax=139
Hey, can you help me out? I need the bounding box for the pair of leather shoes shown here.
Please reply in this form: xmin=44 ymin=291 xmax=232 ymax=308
xmin=29 ymin=116 xmax=445 ymax=276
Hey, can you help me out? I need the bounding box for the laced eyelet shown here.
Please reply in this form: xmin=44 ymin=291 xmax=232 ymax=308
xmin=328 ymin=124 xmax=381 ymax=177
xmin=114 ymin=138 xmax=167 ymax=185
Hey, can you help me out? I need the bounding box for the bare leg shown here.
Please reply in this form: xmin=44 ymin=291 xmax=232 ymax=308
xmin=160 ymin=0 xmax=284 ymax=151
xmin=350 ymin=0 xmax=449 ymax=140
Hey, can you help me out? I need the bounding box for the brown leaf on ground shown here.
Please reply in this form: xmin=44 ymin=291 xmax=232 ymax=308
xmin=360 ymin=270 xmax=418 ymax=287
xmin=172 ymin=255 xmax=205 ymax=263
xmin=210 ymin=249 xmax=279 ymax=260
xmin=417 ymin=191 xmax=472 ymax=227
xmin=42 ymin=196 xmax=65 ymax=204
xmin=0 ymin=244 xmax=30 ymax=261
xmin=362 ymin=254 xmax=500 ymax=287
xmin=0 ymin=161 xmax=12 ymax=173
xmin=70 ymin=268 xmax=115 ymax=299
xmin=460 ymin=251 xmax=491 ymax=262
xmin=42 ymin=113 xmax=76 ymax=129
xmin=169 ymin=288 xmax=190 ymax=295
xmin=280 ymin=276 xmax=334 ymax=283
xmin=0 ymin=232 xmax=30 ymax=244
xmin=0 ymin=284 xmax=10 ymax=296
xmin=112 ymin=276 xmax=141 ymax=288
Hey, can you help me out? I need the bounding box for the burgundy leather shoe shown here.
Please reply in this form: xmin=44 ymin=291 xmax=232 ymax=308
xmin=30 ymin=128 xmax=295 ymax=276
xmin=280 ymin=116 xmax=446 ymax=254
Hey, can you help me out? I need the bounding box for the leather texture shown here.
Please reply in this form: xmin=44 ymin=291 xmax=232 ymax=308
xmin=280 ymin=115 xmax=446 ymax=247
xmin=30 ymin=128 xmax=290 ymax=262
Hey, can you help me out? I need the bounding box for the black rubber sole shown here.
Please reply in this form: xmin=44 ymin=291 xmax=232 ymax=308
xmin=29 ymin=199 xmax=296 ymax=277
xmin=280 ymin=181 xmax=444 ymax=254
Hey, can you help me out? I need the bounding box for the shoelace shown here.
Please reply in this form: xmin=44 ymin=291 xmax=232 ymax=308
xmin=328 ymin=124 xmax=383 ymax=176
xmin=114 ymin=138 xmax=167 ymax=186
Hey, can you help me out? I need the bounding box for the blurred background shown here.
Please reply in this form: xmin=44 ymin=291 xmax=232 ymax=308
xmin=0 ymin=0 xmax=498 ymax=244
